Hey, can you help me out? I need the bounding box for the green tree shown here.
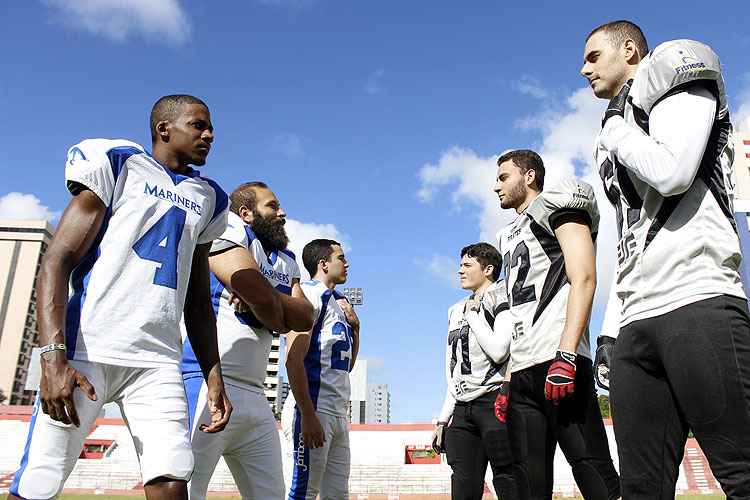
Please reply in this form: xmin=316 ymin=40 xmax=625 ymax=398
xmin=598 ymin=394 xmax=611 ymax=418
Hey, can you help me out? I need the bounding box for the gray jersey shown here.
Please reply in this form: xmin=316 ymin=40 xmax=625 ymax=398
xmin=595 ymin=39 xmax=745 ymax=328
xmin=497 ymin=179 xmax=598 ymax=372
xmin=444 ymin=281 xmax=511 ymax=402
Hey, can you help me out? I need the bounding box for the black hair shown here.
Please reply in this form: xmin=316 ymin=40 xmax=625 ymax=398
xmin=150 ymin=94 xmax=208 ymax=142
xmin=496 ymin=149 xmax=545 ymax=191
xmin=461 ymin=242 xmax=502 ymax=282
xmin=302 ymin=239 xmax=341 ymax=278
xmin=587 ymin=20 xmax=649 ymax=59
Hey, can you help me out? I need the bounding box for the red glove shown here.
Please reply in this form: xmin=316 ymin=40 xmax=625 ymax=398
xmin=545 ymin=350 xmax=577 ymax=404
xmin=494 ymin=383 xmax=510 ymax=423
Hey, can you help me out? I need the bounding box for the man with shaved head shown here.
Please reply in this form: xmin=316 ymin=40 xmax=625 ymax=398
xmin=8 ymin=95 xmax=232 ymax=500
xmin=583 ymin=20 xmax=750 ymax=498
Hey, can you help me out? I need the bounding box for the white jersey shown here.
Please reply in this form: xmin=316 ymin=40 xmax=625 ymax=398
xmin=445 ymin=281 xmax=511 ymax=402
xmin=287 ymin=280 xmax=353 ymax=417
xmin=595 ymin=39 xmax=745 ymax=328
xmin=497 ymin=179 xmax=598 ymax=371
xmin=181 ymin=211 xmax=301 ymax=389
xmin=64 ymin=139 xmax=228 ymax=367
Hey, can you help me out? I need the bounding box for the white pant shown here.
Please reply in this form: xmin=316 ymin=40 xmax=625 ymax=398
xmin=281 ymin=402 xmax=350 ymax=500
xmin=186 ymin=378 xmax=284 ymax=500
xmin=10 ymin=360 xmax=193 ymax=499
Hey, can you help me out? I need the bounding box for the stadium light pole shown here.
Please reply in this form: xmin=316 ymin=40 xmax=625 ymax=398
xmin=341 ymin=287 xmax=364 ymax=306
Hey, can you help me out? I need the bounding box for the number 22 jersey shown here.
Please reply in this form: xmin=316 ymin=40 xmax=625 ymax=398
xmin=64 ymin=138 xmax=229 ymax=367
xmin=287 ymin=280 xmax=354 ymax=417
xmin=497 ymin=179 xmax=599 ymax=372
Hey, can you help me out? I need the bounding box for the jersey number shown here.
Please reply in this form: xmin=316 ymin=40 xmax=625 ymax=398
xmin=449 ymin=325 xmax=471 ymax=375
xmin=133 ymin=206 xmax=187 ymax=289
xmin=504 ymin=241 xmax=536 ymax=307
xmin=331 ymin=321 xmax=353 ymax=372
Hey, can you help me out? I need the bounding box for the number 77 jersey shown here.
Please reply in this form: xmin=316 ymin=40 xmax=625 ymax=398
xmin=497 ymin=178 xmax=599 ymax=373
xmin=64 ymin=138 xmax=228 ymax=368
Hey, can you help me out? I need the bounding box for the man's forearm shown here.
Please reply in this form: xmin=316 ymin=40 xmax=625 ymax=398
xmin=280 ymin=294 xmax=314 ymax=332
xmin=558 ymin=279 xmax=596 ymax=353
xmin=350 ymin=327 xmax=360 ymax=369
xmin=228 ymin=268 xmax=288 ymax=332
xmin=184 ymin=303 xmax=221 ymax=378
xmin=286 ymin=360 xmax=316 ymax=416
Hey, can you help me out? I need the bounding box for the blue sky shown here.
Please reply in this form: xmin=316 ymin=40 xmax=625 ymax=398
xmin=1 ymin=1 xmax=749 ymax=422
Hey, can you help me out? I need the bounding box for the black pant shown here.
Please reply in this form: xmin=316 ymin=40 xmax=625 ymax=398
xmin=611 ymin=295 xmax=750 ymax=499
xmin=509 ymin=358 xmax=620 ymax=500
xmin=445 ymin=389 xmax=521 ymax=500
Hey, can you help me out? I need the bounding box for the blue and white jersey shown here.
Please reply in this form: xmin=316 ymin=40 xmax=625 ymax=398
xmin=291 ymin=280 xmax=353 ymax=417
xmin=64 ymin=138 xmax=228 ymax=368
xmin=181 ymin=211 xmax=301 ymax=389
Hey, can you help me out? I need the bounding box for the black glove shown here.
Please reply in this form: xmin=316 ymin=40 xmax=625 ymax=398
xmin=594 ymin=336 xmax=616 ymax=390
xmin=432 ymin=422 xmax=447 ymax=453
xmin=602 ymin=79 xmax=633 ymax=127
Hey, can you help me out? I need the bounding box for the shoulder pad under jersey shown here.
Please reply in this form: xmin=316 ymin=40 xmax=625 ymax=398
xmin=631 ymin=39 xmax=727 ymax=117
xmin=481 ymin=281 xmax=509 ymax=316
xmin=526 ymin=178 xmax=599 ymax=235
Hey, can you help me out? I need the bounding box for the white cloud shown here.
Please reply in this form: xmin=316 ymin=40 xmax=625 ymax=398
xmin=285 ymin=218 xmax=349 ymax=279
xmin=270 ymin=133 xmax=304 ymax=158
xmin=364 ymin=69 xmax=385 ymax=96
xmin=513 ymin=75 xmax=550 ymax=100
xmin=733 ymin=74 xmax=750 ymax=133
xmin=0 ymin=192 xmax=60 ymax=222
xmin=44 ymin=0 xmax=190 ymax=44
xmin=416 ymin=86 xmax=618 ymax=313
xmin=415 ymin=254 xmax=460 ymax=289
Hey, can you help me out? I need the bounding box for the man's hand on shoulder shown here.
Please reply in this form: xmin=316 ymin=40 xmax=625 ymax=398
xmin=337 ymin=297 xmax=360 ymax=331
xmin=602 ymin=79 xmax=633 ymax=127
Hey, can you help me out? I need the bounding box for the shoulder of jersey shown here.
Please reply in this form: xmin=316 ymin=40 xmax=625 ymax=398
xmin=448 ymin=296 xmax=468 ymax=318
xmin=526 ymin=178 xmax=599 ymax=235
xmin=632 ymin=39 xmax=726 ymax=116
xmin=484 ymin=281 xmax=508 ymax=306
xmin=218 ymin=212 xmax=251 ymax=247
xmin=67 ymin=138 xmax=145 ymax=164
xmin=301 ymin=279 xmax=327 ymax=294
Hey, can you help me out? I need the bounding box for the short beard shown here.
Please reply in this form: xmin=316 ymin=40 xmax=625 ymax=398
xmin=250 ymin=209 xmax=289 ymax=253
xmin=501 ymin=181 xmax=527 ymax=210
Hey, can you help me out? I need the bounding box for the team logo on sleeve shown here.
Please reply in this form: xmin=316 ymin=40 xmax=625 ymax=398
xmin=67 ymin=147 xmax=87 ymax=165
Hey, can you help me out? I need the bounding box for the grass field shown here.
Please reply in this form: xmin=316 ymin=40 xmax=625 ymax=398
xmin=57 ymin=495 xmax=727 ymax=500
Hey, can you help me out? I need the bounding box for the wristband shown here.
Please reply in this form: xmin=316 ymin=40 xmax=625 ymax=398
xmin=39 ymin=343 xmax=67 ymax=357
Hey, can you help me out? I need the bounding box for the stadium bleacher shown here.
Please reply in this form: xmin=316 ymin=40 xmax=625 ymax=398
xmin=0 ymin=408 xmax=722 ymax=497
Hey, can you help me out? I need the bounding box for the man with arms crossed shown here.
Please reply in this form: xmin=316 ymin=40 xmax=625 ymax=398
xmin=433 ymin=243 xmax=521 ymax=500
xmin=494 ymin=150 xmax=619 ymax=500
xmin=182 ymin=181 xmax=314 ymax=499
xmin=9 ymin=94 xmax=232 ymax=500
xmin=583 ymin=20 xmax=750 ymax=498
xmin=282 ymin=239 xmax=360 ymax=500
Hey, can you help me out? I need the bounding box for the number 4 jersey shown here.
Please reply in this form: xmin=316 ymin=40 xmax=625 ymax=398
xmin=497 ymin=179 xmax=599 ymax=372
xmin=289 ymin=280 xmax=354 ymax=417
xmin=64 ymin=138 xmax=228 ymax=367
